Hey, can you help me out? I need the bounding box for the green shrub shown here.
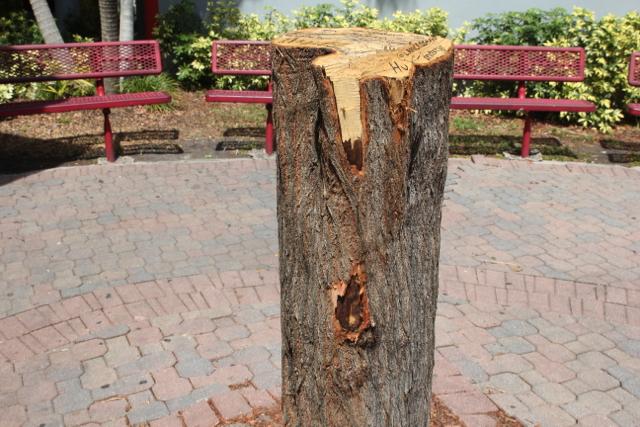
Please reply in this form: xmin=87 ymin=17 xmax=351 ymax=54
xmin=546 ymin=9 xmax=640 ymax=131
xmin=121 ymin=73 xmax=178 ymax=93
xmin=155 ymin=0 xmax=451 ymax=90
xmin=376 ymin=8 xmax=449 ymax=37
xmin=0 ymin=11 xmax=43 ymax=45
xmin=0 ymin=84 xmax=14 ymax=104
xmin=32 ymin=80 xmax=96 ymax=101
xmin=121 ymin=73 xmax=179 ymax=111
xmin=470 ymin=8 xmax=570 ymax=46
xmin=464 ymin=7 xmax=640 ymax=132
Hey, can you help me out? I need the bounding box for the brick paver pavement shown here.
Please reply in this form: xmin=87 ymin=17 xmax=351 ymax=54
xmin=0 ymin=157 xmax=639 ymax=426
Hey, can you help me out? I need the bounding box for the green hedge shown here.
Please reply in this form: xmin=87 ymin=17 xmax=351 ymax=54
xmin=466 ymin=8 xmax=640 ymax=132
xmin=2 ymin=1 xmax=639 ymax=131
xmin=154 ymin=0 xmax=451 ymax=90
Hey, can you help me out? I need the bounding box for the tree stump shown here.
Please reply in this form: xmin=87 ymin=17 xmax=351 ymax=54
xmin=272 ymin=28 xmax=453 ymax=426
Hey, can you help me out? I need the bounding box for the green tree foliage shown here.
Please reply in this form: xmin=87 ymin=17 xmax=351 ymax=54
xmin=156 ymin=0 xmax=450 ymax=90
xmin=0 ymin=11 xmax=43 ymax=45
xmin=547 ymin=9 xmax=640 ymax=131
xmin=466 ymin=8 xmax=640 ymax=131
xmin=470 ymin=8 xmax=570 ymax=46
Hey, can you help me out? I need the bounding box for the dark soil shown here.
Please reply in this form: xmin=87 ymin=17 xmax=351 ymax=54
xmin=1 ymin=89 xmax=639 ymax=174
xmin=0 ymin=90 xmax=267 ymax=173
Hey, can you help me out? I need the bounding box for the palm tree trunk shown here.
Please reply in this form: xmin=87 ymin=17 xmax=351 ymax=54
xmin=28 ymin=0 xmax=64 ymax=44
xmin=119 ymin=0 xmax=134 ymax=42
xmin=118 ymin=0 xmax=135 ymax=89
xmin=99 ymin=0 xmax=120 ymax=42
xmin=99 ymin=0 xmax=119 ymax=93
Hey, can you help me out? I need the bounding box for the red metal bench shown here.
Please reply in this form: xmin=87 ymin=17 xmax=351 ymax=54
xmin=205 ymin=40 xmax=273 ymax=154
xmin=204 ymin=42 xmax=597 ymax=158
xmin=451 ymin=45 xmax=596 ymax=157
xmin=0 ymin=40 xmax=171 ymax=162
xmin=627 ymin=51 xmax=640 ymax=116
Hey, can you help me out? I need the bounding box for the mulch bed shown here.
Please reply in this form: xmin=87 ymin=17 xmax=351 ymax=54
xmin=0 ymin=90 xmax=266 ymax=173
xmin=2 ymin=89 xmax=640 ymax=173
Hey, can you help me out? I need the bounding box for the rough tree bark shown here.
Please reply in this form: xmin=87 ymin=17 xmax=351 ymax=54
xmin=28 ymin=0 xmax=64 ymax=44
xmin=99 ymin=0 xmax=119 ymax=93
xmin=119 ymin=0 xmax=135 ymax=42
xmin=273 ymin=28 xmax=453 ymax=426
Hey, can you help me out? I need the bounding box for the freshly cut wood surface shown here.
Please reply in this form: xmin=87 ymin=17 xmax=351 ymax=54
xmin=273 ymin=28 xmax=451 ymax=149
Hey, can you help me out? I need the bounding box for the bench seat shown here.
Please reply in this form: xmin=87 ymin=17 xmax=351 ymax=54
xmin=451 ymin=97 xmax=596 ymax=113
xmin=627 ymin=103 xmax=640 ymax=116
xmin=205 ymin=89 xmax=272 ymax=104
xmin=0 ymin=92 xmax=171 ymax=117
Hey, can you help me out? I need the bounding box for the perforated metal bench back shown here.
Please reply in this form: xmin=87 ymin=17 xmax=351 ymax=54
xmin=0 ymin=40 xmax=162 ymax=84
xmin=211 ymin=41 xmax=271 ymax=76
xmin=630 ymin=51 xmax=640 ymax=86
xmin=454 ymin=45 xmax=586 ymax=82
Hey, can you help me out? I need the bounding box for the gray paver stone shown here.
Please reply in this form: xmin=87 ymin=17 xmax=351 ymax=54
xmin=497 ymin=336 xmax=535 ymax=354
xmin=165 ymin=383 xmax=228 ymax=412
xmin=539 ymin=326 xmax=576 ymax=344
xmin=577 ymin=370 xmax=620 ymax=392
xmin=488 ymin=373 xmax=530 ymax=394
xmin=562 ymin=390 xmax=621 ymax=418
xmin=126 ymin=401 xmax=169 ymax=425
xmin=452 ymin=358 xmax=488 ymax=384
xmin=489 ymin=320 xmax=537 ymax=338
xmin=532 ymin=382 xmax=576 ymax=405
xmin=53 ymin=382 xmax=92 ymax=414
xmin=175 ymin=357 xmax=214 ymax=378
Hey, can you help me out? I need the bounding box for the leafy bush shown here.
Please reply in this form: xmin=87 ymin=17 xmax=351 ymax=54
xmin=154 ymin=0 xmax=205 ymax=60
xmin=0 ymin=84 xmax=14 ymax=104
xmin=546 ymin=9 xmax=640 ymax=131
xmin=155 ymin=0 xmax=451 ymax=89
xmin=121 ymin=73 xmax=179 ymax=111
xmin=470 ymin=8 xmax=569 ymax=46
xmin=465 ymin=7 xmax=640 ymax=131
xmin=376 ymin=8 xmax=449 ymax=37
xmin=32 ymin=80 xmax=96 ymax=101
xmin=0 ymin=10 xmax=43 ymax=45
xmin=121 ymin=73 xmax=178 ymax=93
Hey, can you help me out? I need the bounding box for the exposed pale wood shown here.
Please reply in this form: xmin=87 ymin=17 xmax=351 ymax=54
xmin=274 ymin=28 xmax=450 ymax=150
xmin=273 ymin=27 xmax=453 ymax=426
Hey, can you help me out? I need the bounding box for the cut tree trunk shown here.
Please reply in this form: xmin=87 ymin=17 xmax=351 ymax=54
xmin=273 ymin=28 xmax=454 ymax=426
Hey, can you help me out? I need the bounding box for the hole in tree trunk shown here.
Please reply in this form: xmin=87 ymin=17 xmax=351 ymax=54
xmin=336 ymin=268 xmax=364 ymax=331
xmin=342 ymin=138 xmax=364 ymax=172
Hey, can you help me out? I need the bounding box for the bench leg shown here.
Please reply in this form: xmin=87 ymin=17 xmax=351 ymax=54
xmin=521 ymin=114 xmax=532 ymax=158
xmin=103 ymin=108 xmax=117 ymax=162
xmin=265 ymin=104 xmax=274 ymax=155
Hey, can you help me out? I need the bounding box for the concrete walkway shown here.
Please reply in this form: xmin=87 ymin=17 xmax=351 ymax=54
xmin=0 ymin=157 xmax=638 ymax=426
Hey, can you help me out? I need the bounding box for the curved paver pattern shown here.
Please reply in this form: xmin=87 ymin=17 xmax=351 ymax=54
xmin=1 ymin=157 xmax=639 ymax=426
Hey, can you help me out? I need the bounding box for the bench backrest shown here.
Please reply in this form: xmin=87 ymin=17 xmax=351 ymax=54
xmin=0 ymin=40 xmax=162 ymax=84
xmin=630 ymin=51 xmax=640 ymax=86
xmin=453 ymin=45 xmax=586 ymax=82
xmin=211 ymin=40 xmax=271 ymax=76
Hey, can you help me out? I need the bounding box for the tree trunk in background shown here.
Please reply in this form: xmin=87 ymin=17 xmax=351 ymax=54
xmin=99 ymin=0 xmax=119 ymax=93
xmin=119 ymin=0 xmax=134 ymax=42
xmin=28 ymin=0 xmax=64 ymax=44
xmin=273 ymin=28 xmax=453 ymax=426
xmin=118 ymin=0 xmax=135 ymax=89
